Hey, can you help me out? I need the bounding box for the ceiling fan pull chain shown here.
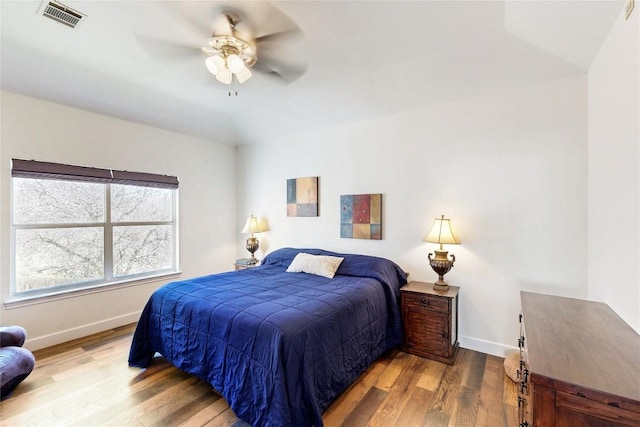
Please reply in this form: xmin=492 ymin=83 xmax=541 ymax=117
xmin=233 ymin=76 xmax=236 ymax=96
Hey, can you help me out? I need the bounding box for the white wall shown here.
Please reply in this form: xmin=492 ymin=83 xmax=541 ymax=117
xmin=588 ymin=6 xmax=640 ymax=332
xmin=0 ymin=91 xmax=237 ymax=350
xmin=238 ymin=75 xmax=588 ymax=356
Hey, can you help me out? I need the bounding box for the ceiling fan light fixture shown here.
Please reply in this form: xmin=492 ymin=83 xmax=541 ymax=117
xmin=227 ymin=54 xmax=245 ymax=74
xmin=205 ymin=55 xmax=225 ymax=75
xmin=216 ymin=68 xmax=232 ymax=84
xmin=197 ymin=9 xmax=303 ymax=94
xmin=236 ymin=67 xmax=253 ymax=84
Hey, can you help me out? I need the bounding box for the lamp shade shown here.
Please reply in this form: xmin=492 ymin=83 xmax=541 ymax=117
xmin=235 ymin=67 xmax=253 ymax=84
xmin=216 ymin=67 xmax=232 ymax=84
xmin=227 ymin=54 xmax=245 ymax=74
xmin=205 ymin=55 xmax=225 ymax=75
xmin=241 ymin=215 xmax=262 ymax=235
xmin=423 ymin=215 xmax=460 ymax=246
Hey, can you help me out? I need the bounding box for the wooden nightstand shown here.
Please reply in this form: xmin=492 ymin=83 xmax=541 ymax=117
xmin=400 ymin=281 xmax=459 ymax=365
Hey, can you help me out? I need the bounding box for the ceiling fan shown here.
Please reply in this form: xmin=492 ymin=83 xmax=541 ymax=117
xmin=202 ymin=12 xmax=257 ymax=86
xmin=138 ymin=5 xmax=306 ymax=96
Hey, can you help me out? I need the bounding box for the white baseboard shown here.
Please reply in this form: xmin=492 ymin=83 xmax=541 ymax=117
xmin=24 ymin=313 xmax=518 ymax=358
xmin=459 ymin=335 xmax=518 ymax=358
xmin=24 ymin=311 xmax=141 ymax=351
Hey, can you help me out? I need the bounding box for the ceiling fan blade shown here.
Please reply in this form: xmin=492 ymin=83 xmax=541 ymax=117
xmin=135 ymin=34 xmax=202 ymax=61
xmin=253 ymin=57 xmax=307 ymax=83
xmin=252 ymin=62 xmax=289 ymax=83
xmin=234 ymin=19 xmax=254 ymax=41
xmin=156 ymin=2 xmax=220 ymax=40
xmin=254 ymin=27 xmax=303 ymax=44
xmin=213 ymin=12 xmax=234 ymax=37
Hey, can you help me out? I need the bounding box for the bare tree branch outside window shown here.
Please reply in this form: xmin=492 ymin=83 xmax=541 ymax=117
xmin=12 ymin=178 xmax=176 ymax=294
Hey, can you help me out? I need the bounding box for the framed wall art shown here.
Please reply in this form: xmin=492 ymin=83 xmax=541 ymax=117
xmin=340 ymin=193 xmax=382 ymax=240
xmin=287 ymin=176 xmax=319 ymax=217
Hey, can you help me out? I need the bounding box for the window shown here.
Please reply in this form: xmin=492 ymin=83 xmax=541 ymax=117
xmin=11 ymin=159 xmax=179 ymax=297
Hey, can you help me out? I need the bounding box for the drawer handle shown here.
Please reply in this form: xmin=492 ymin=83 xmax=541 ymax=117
xmin=577 ymin=392 xmax=586 ymax=398
xmin=518 ymin=336 xmax=525 ymax=348
xmin=420 ymin=298 xmax=430 ymax=306
xmin=607 ymin=402 xmax=620 ymax=408
xmin=520 ymin=381 xmax=528 ymax=394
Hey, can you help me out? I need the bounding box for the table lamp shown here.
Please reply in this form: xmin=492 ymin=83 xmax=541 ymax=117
xmin=241 ymin=215 xmax=266 ymax=264
xmin=423 ymin=214 xmax=461 ymax=290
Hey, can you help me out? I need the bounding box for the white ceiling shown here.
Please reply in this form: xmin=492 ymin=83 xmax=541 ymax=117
xmin=0 ymin=0 xmax=623 ymax=146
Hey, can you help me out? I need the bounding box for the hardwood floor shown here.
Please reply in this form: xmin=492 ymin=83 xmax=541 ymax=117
xmin=0 ymin=324 xmax=518 ymax=426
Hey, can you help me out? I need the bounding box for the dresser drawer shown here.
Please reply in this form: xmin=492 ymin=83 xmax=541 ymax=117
xmin=556 ymin=391 xmax=640 ymax=427
xmin=402 ymin=292 xmax=449 ymax=313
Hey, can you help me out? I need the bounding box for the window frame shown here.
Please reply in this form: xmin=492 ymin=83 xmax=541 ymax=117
xmin=9 ymin=159 xmax=180 ymax=303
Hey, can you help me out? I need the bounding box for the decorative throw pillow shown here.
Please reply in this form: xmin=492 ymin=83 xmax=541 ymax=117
xmin=286 ymin=253 xmax=345 ymax=279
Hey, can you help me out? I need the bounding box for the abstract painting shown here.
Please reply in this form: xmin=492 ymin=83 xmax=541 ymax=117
xmin=340 ymin=193 xmax=382 ymax=240
xmin=287 ymin=177 xmax=319 ymax=217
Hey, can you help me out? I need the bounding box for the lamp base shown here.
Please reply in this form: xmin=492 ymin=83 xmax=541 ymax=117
xmin=428 ymin=250 xmax=456 ymax=291
xmin=246 ymin=236 xmax=259 ymax=263
xmin=433 ymin=280 xmax=450 ymax=291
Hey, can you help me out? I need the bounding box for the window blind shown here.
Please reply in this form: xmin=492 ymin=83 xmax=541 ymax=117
xmin=11 ymin=159 xmax=112 ymax=183
xmin=11 ymin=159 xmax=179 ymax=188
xmin=112 ymin=170 xmax=179 ymax=189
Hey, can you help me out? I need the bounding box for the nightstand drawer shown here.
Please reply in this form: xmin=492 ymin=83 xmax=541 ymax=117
xmin=402 ymin=292 xmax=449 ymax=313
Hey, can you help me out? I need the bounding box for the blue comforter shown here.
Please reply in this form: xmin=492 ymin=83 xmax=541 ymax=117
xmin=128 ymin=248 xmax=407 ymax=426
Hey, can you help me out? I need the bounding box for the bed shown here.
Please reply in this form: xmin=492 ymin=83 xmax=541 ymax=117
xmin=128 ymin=247 xmax=407 ymax=426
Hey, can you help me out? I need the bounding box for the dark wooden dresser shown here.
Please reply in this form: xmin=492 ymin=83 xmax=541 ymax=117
xmin=518 ymin=291 xmax=640 ymax=427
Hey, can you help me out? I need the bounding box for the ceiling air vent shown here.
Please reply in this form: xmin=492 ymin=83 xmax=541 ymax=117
xmin=39 ymin=1 xmax=85 ymax=28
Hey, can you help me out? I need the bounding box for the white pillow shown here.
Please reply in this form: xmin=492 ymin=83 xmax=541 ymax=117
xmin=286 ymin=253 xmax=344 ymax=279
